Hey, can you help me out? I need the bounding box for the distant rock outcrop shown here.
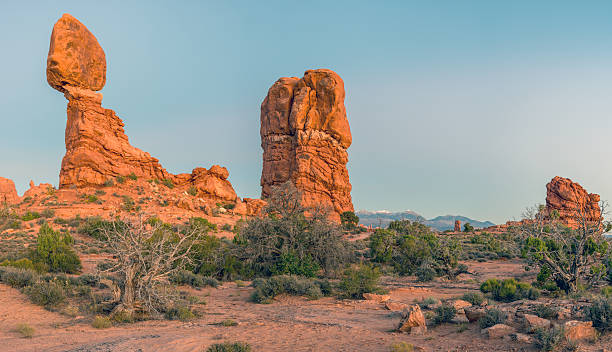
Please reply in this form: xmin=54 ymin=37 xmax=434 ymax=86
xmin=0 ymin=177 xmax=19 ymax=204
xmin=260 ymin=69 xmax=353 ymax=221
xmin=454 ymin=220 xmax=461 ymax=232
xmin=545 ymin=176 xmax=601 ymax=227
xmin=46 ymin=14 xmax=250 ymax=210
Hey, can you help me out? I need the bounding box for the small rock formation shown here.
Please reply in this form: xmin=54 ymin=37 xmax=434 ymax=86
xmin=260 ymin=69 xmax=353 ymax=221
xmin=563 ymin=320 xmax=597 ymax=342
xmin=521 ymin=313 xmax=551 ymax=332
xmin=0 ymin=177 xmax=19 ymax=204
xmin=397 ymin=305 xmax=427 ymax=334
xmin=362 ymin=293 xmax=390 ymax=303
xmin=464 ymin=306 xmax=486 ymax=323
xmin=385 ymin=301 xmax=409 ymax=312
xmin=482 ymin=324 xmax=516 ymax=339
xmin=46 ymin=14 xmax=250 ymax=210
xmin=23 ymin=181 xmax=55 ymax=199
xmin=546 ymin=176 xmax=601 ymax=228
xmin=452 ymin=299 xmax=472 ymax=314
xmin=454 ymin=220 xmax=461 ymax=232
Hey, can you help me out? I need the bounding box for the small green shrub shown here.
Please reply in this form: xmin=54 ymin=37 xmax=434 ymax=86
xmin=92 ymin=315 xmax=112 ymax=329
xmin=162 ymin=178 xmax=175 ymax=189
xmin=15 ymin=323 xmax=34 ymax=338
xmin=31 ymin=224 xmax=81 ymax=273
xmin=432 ymin=304 xmax=456 ymax=324
xmin=171 ymin=270 xmax=219 ymax=288
xmin=533 ymin=327 xmax=565 ymax=352
xmin=0 ymin=267 xmax=38 ymax=288
xmin=24 ymin=280 xmax=66 ymax=308
xmin=480 ymin=278 xmax=538 ymax=302
xmin=21 ymin=211 xmax=41 ymax=222
xmin=601 ymin=286 xmax=612 ymax=298
xmin=206 ymin=342 xmax=251 ymax=352
xmin=462 ymin=292 xmax=485 ymax=306
xmin=337 ymin=264 xmax=383 ymax=299
xmin=250 ymin=275 xmax=325 ymax=303
xmin=103 ymin=179 xmax=114 ymax=187
xmin=584 ymin=298 xmax=612 ymax=332
xmin=415 ymin=261 xmax=436 ymax=282
xmin=478 ymin=308 xmax=507 ymax=329
xmin=165 ymin=306 xmax=196 ymax=321
xmin=41 ymin=209 xmax=55 ymax=219
xmin=533 ymin=304 xmax=558 ymax=320
xmin=417 ymin=297 xmax=439 ymax=309
xmin=220 ymin=319 xmax=238 ymax=327
xmin=0 ymin=258 xmax=35 ymax=271
xmin=389 ymin=342 xmax=415 ymax=352
xmin=127 ymin=173 xmax=138 ymax=181
xmin=221 ymin=224 xmax=232 ymax=232
xmin=187 ymin=186 xmax=198 ymax=196
xmin=115 ymin=176 xmax=126 ymax=184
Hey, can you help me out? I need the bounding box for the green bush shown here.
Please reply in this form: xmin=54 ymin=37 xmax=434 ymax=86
xmin=584 ymin=298 xmax=612 ymax=332
xmin=0 ymin=258 xmax=35 ymax=271
xmin=250 ymin=275 xmax=325 ymax=303
xmin=0 ymin=267 xmax=38 ymax=288
xmin=127 ymin=173 xmax=138 ymax=181
xmin=171 ymin=269 xmax=219 ymax=288
xmin=15 ymin=323 xmax=35 ymax=338
xmin=433 ymin=304 xmax=456 ymax=325
xmin=24 ymin=280 xmax=66 ymax=308
xmin=270 ymin=251 xmax=320 ymax=277
xmin=337 ymin=264 xmax=383 ymax=299
xmin=478 ymin=308 xmax=507 ymax=329
xmin=415 ymin=261 xmax=436 ymax=282
xmin=31 ymin=224 xmax=81 ymax=273
xmin=480 ymin=278 xmax=539 ymax=302
xmin=206 ymin=342 xmax=251 ymax=352
xmin=533 ymin=304 xmax=558 ymax=319
xmin=115 ymin=176 xmax=126 ymax=184
xmin=165 ymin=306 xmax=196 ymax=321
xmin=462 ymin=292 xmax=485 ymax=306
xmin=162 ymin=178 xmax=175 ymax=189
xmin=369 ymin=229 xmax=395 ymax=263
xmin=92 ymin=315 xmax=112 ymax=329
xmin=533 ymin=327 xmax=565 ymax=352
xmin=21 ymin=211 xmax=41 ymax=222
xmin=187 ymin=186 xmax=198 ymax=196
xmin=340 ymin=211 xmax=359 ymax=231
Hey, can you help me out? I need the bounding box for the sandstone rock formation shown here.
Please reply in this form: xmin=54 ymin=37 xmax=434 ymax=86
xmin=46 ymin=14 xmax=250 ymax=210
xmin=397 ymin=305 xmax=426 ymax=334
xmin=0 ymin=177 xmax=19 ymax=204
xmin=454 ymin=220 xmax=461 ymax=232
xmin=545 ymin=176 xmax=601 ymax=227
xmin=260 ymin=69 xmax=353 ymax=221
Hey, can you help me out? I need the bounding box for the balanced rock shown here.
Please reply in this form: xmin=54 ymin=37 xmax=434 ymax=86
xmin=454 ymin=220 xmax=461 ymax=232
xmin=0 ymin=177 xmax=19 ymax=204
xmin=46 ymin=14 xmax=243 ymax=208
xmin=546 ymin=176 xmax=601 ymax=228
xmin=260 ymin=69 xmax=353 ymax=221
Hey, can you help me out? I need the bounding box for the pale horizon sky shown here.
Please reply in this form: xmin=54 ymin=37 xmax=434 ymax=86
xmin=1 ymin=1 xmax=612 ymax=224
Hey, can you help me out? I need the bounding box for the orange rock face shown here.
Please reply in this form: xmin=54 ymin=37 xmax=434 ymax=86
xmin=260 ymin=69 xmax=353 ymax=221
xmin=0 ymin=177 xmax=19 ymax=205
xmin=47 ymin=14 xmax=106 ymax=92
xmin=545 ymin=176 xmax=601 ymax=228
xmin=46 ymin=14 xmax=244 ymax=208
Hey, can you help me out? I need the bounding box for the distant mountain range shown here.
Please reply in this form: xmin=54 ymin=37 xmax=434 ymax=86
xmin=356 ymin=210 xmax=495 ymax=232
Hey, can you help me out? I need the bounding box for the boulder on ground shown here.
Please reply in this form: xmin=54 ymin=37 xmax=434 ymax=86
xmin=385 ymin=301 xmax=408 ymax=311
xmin=398 ymin=305 xmax=427 ymax=334
xmin=482 ymin=324 xmax=516 ymax=339
xmin=464 ymin=306 xmax=486 ymax=323
xmin=363 ymin=293 xmax=390 ymax=303
xmin=522 ymin=313 xmax=551 ymax=331
xmin=564 ymin=320 xmax=597 ymax=342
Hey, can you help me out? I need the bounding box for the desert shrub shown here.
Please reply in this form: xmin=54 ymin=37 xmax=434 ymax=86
xmin=24 ymin=280 xmax=66 ymax=308
xmin=369 ymin=229 xmax=395 ymax=263
xmin=417 ymin=297 xmax=439 ymax=309
xmin=188 ymin=217 xmax=217 ymax=232
xmin=115 ymin=176 xmax=126 ymax=184
xmin=121 ymin=196 xmax=136 ymax=212
xmin=390 ymin=342 xmax=415 ymax=352
xmin=187 ymin=186 xmax=198 ymax=196
xmin=171 ymin=269 xmax=219 ymax=288
xmin=92 ymin=315 xmax=112 ymax=329
xmin=433 ymin=304 xmax=456 ymax=324
xmin=165 ymin=305 xmax=196 ymax=321
xmin=340 ymin=211 xmax=359 ymax=231
xmin=77 ymin=216 xmax=117 ymax=240
xmin=480 ymin=278 xmax=539 ymax=302
xmin=103 ymin=179 xmax=114 ymax=187
xmin=237 ymin=182 xmax=351 ymax=278
xmin=533 ymin=327 xmax=565 ymax=352
xmin=0 ymin=267 xmax=38 ymax=288
xmin=21 ymin=211 xmax=41 ymax=221
xmin=602 ymin=286 xmax=612 ymax=298
xmin=220 ymin=319 xmax=238 ymax=326
xmin=250 ymin=275 xmax=324 ymax=303
xmin=0 ymin=258 xmax=35 ymax=271
xmin=463 ymin=223 xmax=474 ymax=232
xmin=30 ymin=224 xmax=81 ymax=273
xmin=161 ymin=178 xmax=175 ymax=189
xmin=478 ymin=308 xmax=507 ymax=329
xmin=15 ymin=323 xmax=34 ymax=338
xmin=584 ymin=298 xmax=612 ymax=332
xmin=415 ymin=261 xmax=436 ymax=282
xmin=221 ymin=224 xmax=232 ymax=231
xmin=337 ymin=264 xmax=383 ymax=299
xmin=462 ymin=292 xmax=485 ymax=306
xmin=533 ymin=304 xmax=558 ymax=319
xmin=206 ymin=342 xmax=251 ymax=352
xmin=41 ymin=209 xmax=55 ymax=218
xmin=127 ymin=173 xmax=138 ymax=181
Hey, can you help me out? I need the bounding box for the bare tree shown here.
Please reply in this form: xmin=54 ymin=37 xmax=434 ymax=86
xmin=98 ymin=215 xmax=203 ymax=317
xmin=518 ymin=202 xmax=609 ymax=293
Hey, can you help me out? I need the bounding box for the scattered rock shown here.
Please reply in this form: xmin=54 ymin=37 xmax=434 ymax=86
xmin=522 ymin=313 xmax=551 ymax=331
xmin=482 ymin=324 xmax=516 ymax=339
xmin=464 ymin=306 xmax=486 ymax=323
xmin=362 ymin=293 xmax=390 ymax=303
xmin=513 ymin=333 xmax=533 ymax=343
xmin=546 ymin=176 xmax=601 ymax=228
xmin=398 ymin=305 xmax=427 ymax=334
xmin=564 ymin=320 xmax=597 ymax=342
xmin=452 ymin=299 xmax=472 ymax=313
xmin=451 ymin=314 xmax=469 ymax=324
xmin=260 ymin=69 xmax=353 ymax=221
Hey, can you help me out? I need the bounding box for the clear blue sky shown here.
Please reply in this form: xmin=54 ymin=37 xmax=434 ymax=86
xmin=1 ymin=1 xmax=611 ymax=223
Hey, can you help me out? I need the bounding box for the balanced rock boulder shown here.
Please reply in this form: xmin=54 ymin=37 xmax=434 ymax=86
xmin=260 ymin=69 xmax=353 ymax=221
xmin=546 ymin=176 xmax=601 ymax=228
xmin=46 ymin=14 xmax=245 ymax=208
xmin=397 ymin=305 xmax=427 ymax=334
xmin=0 ymin=177 xmax=19 ymax=204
